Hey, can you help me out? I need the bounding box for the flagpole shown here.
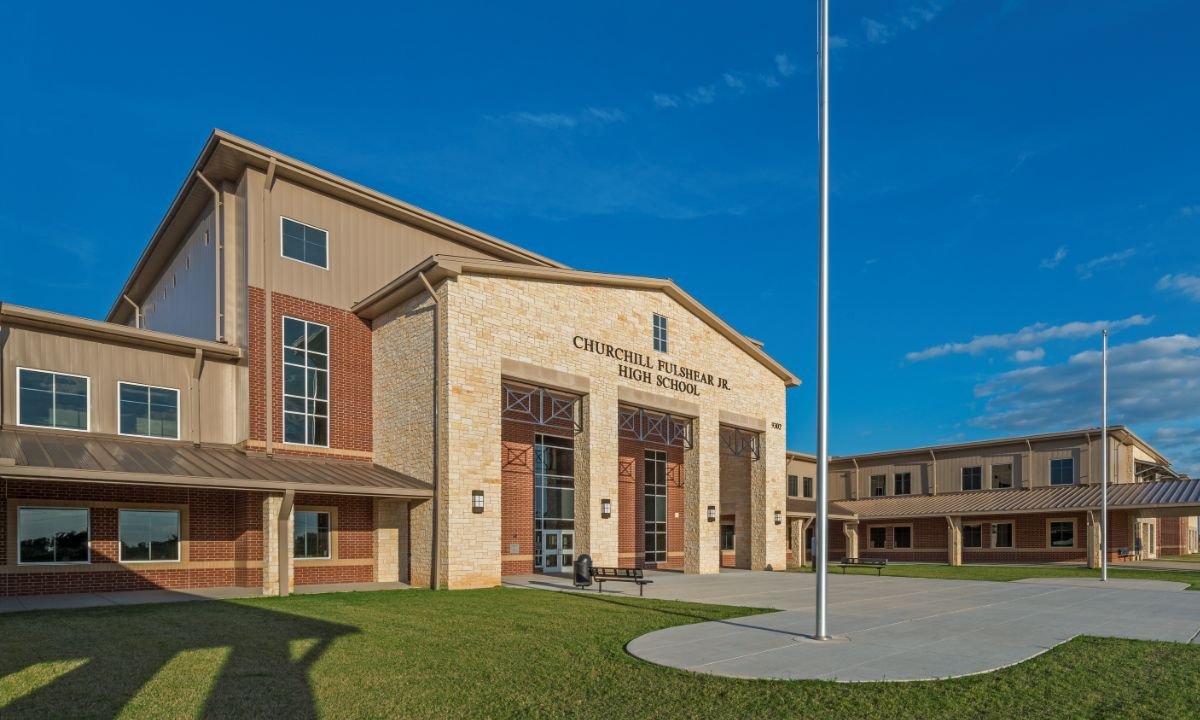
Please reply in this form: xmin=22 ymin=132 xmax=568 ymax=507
xmin=1101 ymin=329 xmax=1108 ymax=581
xmin=815 ymin=0 xmax=830 ymax=640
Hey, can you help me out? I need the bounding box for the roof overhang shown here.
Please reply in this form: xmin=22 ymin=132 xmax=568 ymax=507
xmin=353 ymin=255 xmax=801 ymax=387
xmin=107 ymin=129 xmax=565 ymax=325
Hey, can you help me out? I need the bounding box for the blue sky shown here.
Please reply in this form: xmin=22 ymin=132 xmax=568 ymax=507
xmin=2 ymin=1 xmax=1198 ymax=473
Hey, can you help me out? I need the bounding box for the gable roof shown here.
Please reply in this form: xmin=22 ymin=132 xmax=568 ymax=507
xmin=353 ymin=255 xmax=801 ymax=387
xmin=107 ymin=129 xmax=564 ymax=325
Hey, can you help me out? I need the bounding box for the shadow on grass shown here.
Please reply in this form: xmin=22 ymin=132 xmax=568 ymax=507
xmin=0 ymin=599 xmax=358 ymax=719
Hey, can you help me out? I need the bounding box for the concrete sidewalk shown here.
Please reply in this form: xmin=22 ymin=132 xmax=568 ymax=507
xmin=508 ymin=570 xmax=1200 ymax=682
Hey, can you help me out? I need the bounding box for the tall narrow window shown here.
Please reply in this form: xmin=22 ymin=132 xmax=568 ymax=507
xmin=962 ymin=466 xmax=983 ymax=491
xmin=652 ymin=314 xmax=668 ymax=352
xmin=18 ymin=507 xmax=89 ymax=564
xmin=894 ymin=472 xmax=912 ymax=496
xmin=1050 ymin=458 xmax=1074 ymax=486
xmin=18 ymin=369 xmax=89 ymax=431
xmin=534 ymin=434 xmax=575 ymax=569
xmin=803 ymin=477 xmax=814 ymax=499
xmin=787 ymin=474 xmax=799 ymax=497
xmin=283 ymin=317 xmax=329 ymax=446
xmin=720 ymin=524 xmax=735 ymax=551
xmin=119 ymin=383 xmax=179 ymax=439
xmin=870 ymin=475 xmax=886 ymax=497
xmin=644 ymin=450 xmax=667 ymax=563
xmin=993 ymin=463 xmax=1013 ymax=489
xmin=294 ymin=511 xmax=331 ymax=559
xmin=281 ymin=217 xmax=329 ymax=269
xmin=993 ymin=522 xmax=1014 ymax=548
xmin=119 ymin=510 xmax=181 ymax=562
xmin=869 ymin=527 xmax=886 ymax=549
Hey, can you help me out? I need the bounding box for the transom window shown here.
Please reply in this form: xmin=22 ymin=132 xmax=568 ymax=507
xmin=119 ymin=510 xmax=181 ymax=562
xmin=803 ymin=477 xmax=814 ymax=499
xmin=962 ymin=466 xmax=983 ymax=492
xmin=281 ymin=217 xmax=329 ymax=269
xmin=869 ymin=527 xmax=886 ymax=549
xmin=18 ymin=507 xmax=89 ymax=564
xmin=870 ymin=475 xmax=886 ymax=497
xmin=963 ymin=524 xmax=984 ymax=548
xmin=993 ymin=463 xmax=1013 ymax=490
xmin=894 ymin=472 xmax=912 ymax=496
xmin=652 ymin=314 xmax=668 ymax=353
xmin=644 ymin=450 xmax=667 ymax=563
xmin=787 ymin=474 xmax=799 ymax=497
xmin=993 ymin=522 xmax=1014 ymax=548
xmin=1050 ymin=521 xmax=1074 ymax=547
xmin=18 ymin=368 xmax=89 ymax=431
xmin=119 ymin=383 xmax=179 ymax=439
xmin=893 ymin=526 xmax=912 ymax=549
xmin=294 ymin=511 xmax=331 ymax=559
xmin=283 ymin=317 xmax=330 ymax=447
xmin=1050 ymin=458 xmax=1074 ymax=486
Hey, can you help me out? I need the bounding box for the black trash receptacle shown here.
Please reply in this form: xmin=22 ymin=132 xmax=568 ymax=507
xmin=573 ymin=554 xmax=593 ymax=588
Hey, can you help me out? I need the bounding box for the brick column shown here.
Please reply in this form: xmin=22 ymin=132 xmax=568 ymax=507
xmin=685 ymin=410 xmax=721 ymax=574
xmin=843 ymin=521 xmax=859 ymax=560
xmin=375 ymin=498 xmax=405 ymax=582
xmin=262 ymin=492 xmax=294 ymax=596
xmin=577 ymin=387 xmax=619 ymax=566
xmin=946 ymin=516 xmax=962 ymax=566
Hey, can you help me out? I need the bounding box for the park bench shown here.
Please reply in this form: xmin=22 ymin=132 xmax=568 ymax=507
xmin=837 ymin=557 xmax=888 ymax=575
xmin=591 ymin=567 xmax=653 ymax=596
xmin=1118 ymin=547 xmax=1135 ymax=562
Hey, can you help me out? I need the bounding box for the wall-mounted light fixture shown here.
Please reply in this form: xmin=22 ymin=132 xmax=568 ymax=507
xmin=601 ymin=499 xmax=612 ymax=518
xmin=707 ymin=505 xmax=717 ymax=522
xmin=774 ymin=510 xmax=783 ymax=526
xmin=472 ymin=490 xmax=485 ymax=514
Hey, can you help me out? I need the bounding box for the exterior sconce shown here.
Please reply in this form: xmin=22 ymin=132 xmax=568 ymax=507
xmin=601 ymin=499 xmax=612 ymax=518
xmin=472 ymin=490 xmax=485 ymax=514
xmin=707 ymin=505 xmax=717 ymax=522
xmin=774 ymin=510 xmax=783 ymax=525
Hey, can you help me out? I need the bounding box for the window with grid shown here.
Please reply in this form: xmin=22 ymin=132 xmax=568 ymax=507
xmin=652 ymin=314 xmax=668 ymax=352
xmin=787 ymin=474 xmax=799 ymax=497
xmin=894 ymin=472 xmax=912 ymax=495
xmin=1050 ymin=458 xmax=1074 ymax=486
xmin=18 ymin=507 xmax=89 ymax=564
xmin=281 ymin=217 xmax=328 ymax=269
xmin=294 ymin=511 xmax=331 ymax=559
xmin=283 ymin=317 xmax=329 ymax=446
xmin=119 ymin=382 xmax=179 ymax=439
xmin=962 ymin=466 xmax=983 ymax=491
xmin=1050 ymin=521 xmax=1074 ymax=547
xmin=870 ymin=475 xmax=886 ymax=496
xmin=119 ymin=510 xmax=180 ymax=562
xmin=18 ymin=369 xmax=88 ymax=431
xmin=803 ymin=477 xmax=813 ymax=498
xmin=644 ymin=450 xmax=667 ymax=563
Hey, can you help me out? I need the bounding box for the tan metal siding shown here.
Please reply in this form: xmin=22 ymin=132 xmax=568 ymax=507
xmin=140 ymin=206 xmax=219 ymax=340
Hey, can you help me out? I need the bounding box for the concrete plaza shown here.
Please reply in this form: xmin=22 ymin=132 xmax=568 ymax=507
xmin=506 ymin=569 xmax=1200 ymax=682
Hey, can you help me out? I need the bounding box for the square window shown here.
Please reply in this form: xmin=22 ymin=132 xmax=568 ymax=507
xmin=1050 ymin=521 xmax=1074 ymax=547
xmin=652 ymin=314 xmax=668 ymax=353
xmin=893 ymin=526 xmax=912 ymax=549
xmin=1050 ymin=459 xmax=1074 ymax=486
xmin=18 ymin=507 xmax=89 ymax=564
xmin=119 ymin=510 xmax=180 ymax=562
xmin=294 ymin=511 xmax=331 ymax=559
xmin=18 ymin=369 xmax=89 ymax=431
xmin=962 ymin=466 xmax=983 ymax=491
xmin=281 ymin=218 xmax=328 ymax=269
xmin=869 ymin=527 xmax=886 ymax=549
xmin=894 ymin=472 xmax=912 ymax=496
xmin=963 ymin=524 xmax=983 ymax=548
xmin=118 ymin=382 xmax=179 ymax=439
xmin=993 ymin=463 xmax=1013 ymax=489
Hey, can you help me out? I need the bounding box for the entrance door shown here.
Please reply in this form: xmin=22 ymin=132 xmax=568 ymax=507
xmin=539 ymin=530 xmax=574 ymax=573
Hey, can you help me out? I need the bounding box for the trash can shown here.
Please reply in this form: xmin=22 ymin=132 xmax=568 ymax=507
xmin=573 ymin=553 xmax=593 ymax=589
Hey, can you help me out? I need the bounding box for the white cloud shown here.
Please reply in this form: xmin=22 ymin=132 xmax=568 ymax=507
xmin=863 ymin=18 xmax=892 ymax=44
xmin=973 ymin=337 xmax=1200 ymax=465
xmin=906 ymin=315 xmax=1154 ymax=362
xmin=1157 ymin=273 xmax=1200 ymax=302
xmin=774 ymin=53 xmax=797 ymax=77
xmin=1039 ymin=245 xmax=1067 ymax=270
xmin=651 ymin=93 xmax=679 ymax=108
xmin=1180 ymin=205 xmax=1200 ymax=218
xmin=829 ymin=35 xmax=849 ymax=49
xmin=585 ymin=107 xmax=627 ymax=124
xmin=901 ymin=1 xmax=946 ymax=30
xmin=1152 ymin=426 xmax=1200 ymax=477
xmin=722 ymin=73 xmax=745 ymax=90
xmin=686 ymin=85 xmax=716 ymax=105
xmin=1077 ymin=247 xmax=1136 ymax=279
xmin=1013 ymin=347 xmax=1045 ymax=363
xmin=494 ymin=106 xmax=627 ymax=130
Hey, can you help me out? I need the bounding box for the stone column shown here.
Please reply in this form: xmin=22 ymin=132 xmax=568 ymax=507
xmin=843 ymin=521 xmax=860 ymax=560
xmin=751 ymin=427 xmax=788 ymax=571
xmin=375 ymin=498 xmax=406 ymax=583
xmin=1086 ymin=511 xmax=1102 ymax=569
xmin=576 ymin=386 xmax=619 ymax=566
xmin=946 ymin=516 xmax=962 ymax=566
xmin=789 ymin=518 xmax=807 ymax=568
xmin=262 ymin=492 xmax=294 ymax=596
xmin=409 ymin=498 xmax=434 ymax=588
xmin=684 ymin=409 xmax=721 ymax=574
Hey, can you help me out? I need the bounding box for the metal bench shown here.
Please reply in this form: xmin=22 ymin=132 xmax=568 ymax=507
xmin=591 ymin=567 xmax=653 ymax=596
xmin=1118 ymin=547 xmax=1135 ymax=562
xmin=837 ymin=557 xmax=888 ymax=575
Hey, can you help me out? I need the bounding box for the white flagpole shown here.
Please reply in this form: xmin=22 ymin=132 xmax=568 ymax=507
xmin=1102 ymin=329 xmax=1109 ymax=581
xmin=815 ymin=0 xmax=831 ymax=640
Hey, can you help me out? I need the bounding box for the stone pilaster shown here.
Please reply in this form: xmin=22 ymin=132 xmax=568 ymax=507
xmin=409 ymin=497 xmax=434 ymax=588
xmin=375 ymin=499 xmax=405 ymax=582
xmin=1086 ymin=511 xmax=1102 ymax=569
xmin=789 ymin=517 xmax=811 ymax=568
xmin=685 ymin=410 xmax=721 ymax=574
xmin=843 ymin=521 xmax=859 ymax=561
xmin=577 ymin=386 xmax=619 ymax=566
xmin=756 ymin=425 xmax=787 ymax=571
xmin=946 ymin=516 xmax=963 ymax=566
xmin=262 ymin=492 xmax=294 ymax=596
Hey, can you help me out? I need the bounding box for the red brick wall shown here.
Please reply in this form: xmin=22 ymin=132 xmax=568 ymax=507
xmin=501 ymin=420 xmax=537 ymax=576
xmin=852 ymin=513 xmax=1092 ymax=563
xmin=617 ymin=437 xmax=684 ymax=570
xmin=248 ymin=287 xmax=373 ymax=461
xmin=293 ymin=494 xmax=375 ymax=585
xmin=1157 ymin=516 xmax=1188 ymax=556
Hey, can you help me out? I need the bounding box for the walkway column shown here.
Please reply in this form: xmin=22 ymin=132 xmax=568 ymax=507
xmin=946 ymin=516 xmax=963 ymax=566
xmin=375 ymin=498 xmax=405 ymax=582
xmin=685 ymin=409 xmax=721 ymax=574
xmin=843 ymin=521 xmax=859 ymax=561
xmin=262 ymin=491 xmax=294 ymax=596
xmin=577 ymin=387 xmax=619 ymax=567
xmin=790 ymin=517 xmax=810 ymax=568
xmin=752 ymin=425 xmax=788 ymax=571
xmin=1086 ymin=510 xmax=1102 ymax=569
xmin=409 ymin=498 xmax=434 ymax=588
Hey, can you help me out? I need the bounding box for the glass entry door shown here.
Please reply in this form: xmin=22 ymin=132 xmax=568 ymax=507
xmin=538 ymin=530 xmax=574 ymax=572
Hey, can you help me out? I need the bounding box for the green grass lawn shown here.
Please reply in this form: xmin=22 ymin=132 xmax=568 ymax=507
xmin=801 ymin=561 xmax=1200 ymax=590
xmin=2 ymin=588 xmax=1200 ymax=719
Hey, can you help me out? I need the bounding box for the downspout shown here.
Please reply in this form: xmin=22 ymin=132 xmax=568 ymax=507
xmin=262 ymin=158 xmax=278 ymax=456
xmin=929 ymin=449 xmax=937 ymax=495
xmin=1025 ymin=439 xmax=1034 ymax=489
xmin=195 ymin=172 xmax=225 ymax=343
xmin=418 ymin=271 xmax=441 ymax=591
xmin=851 ymin=458 xmax=860 ymax=500
xmin=191 ymin=349 xmax=204 ymax=446
xmin=278 ymin=489 xmax=294 ymax=596
xmin=121 ymin=294 xmax=144 ymax=329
